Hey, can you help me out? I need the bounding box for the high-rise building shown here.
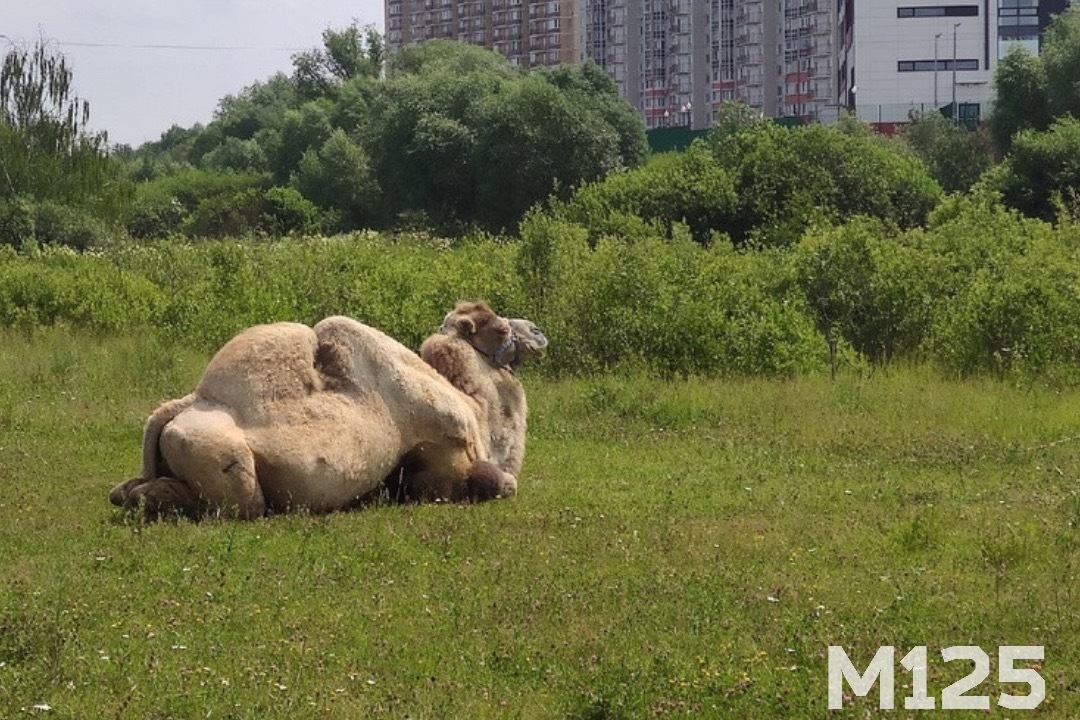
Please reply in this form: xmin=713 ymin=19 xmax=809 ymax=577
xmin=386 ymin=0 xmax=581 ymax=67
xmin=386 ymin=0 xmax=1069 ymax=131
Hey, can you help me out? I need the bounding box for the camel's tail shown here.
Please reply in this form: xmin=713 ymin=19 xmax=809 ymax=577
xmin=140 ymin=393 xmax=197 ymax=479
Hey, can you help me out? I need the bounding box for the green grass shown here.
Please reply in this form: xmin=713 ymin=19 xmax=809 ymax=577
xmin=1 ymin=329 xmax=1078 ymax=718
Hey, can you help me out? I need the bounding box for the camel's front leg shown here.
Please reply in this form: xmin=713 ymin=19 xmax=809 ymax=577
xmin=116 ymin=476 xmax=206 ymax=520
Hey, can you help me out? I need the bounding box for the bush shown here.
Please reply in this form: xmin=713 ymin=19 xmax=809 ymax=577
xmin=0 ymin=247 xmax=164 ymax=332
xmin=984 ymin=117 xmax=1080 ymax=223
xmin=794 ymin=217 xmax=961 ymax=376
xmin=33 ymin=201 xmax=113 ymax=250
xmin=127 ymin=195 xmax=186 ymax=239
xmin=921 ymin=197 xmax=1080 ymax=374
xmin=524 ymin=215 xmax=821 ymax=376
xmin=703 ymin=119 xmax=943 ymax=247
xmin=262 ymin=186 xmax=321 ymax=236
xmin=183 ymin=189 xmax=268 ymax=239
xmin=127 ymin=169 xmax=268 ymax=239
xmin=561 ymin=146 xmax=737 ymax=246
xmin=0 ymin=197 xmax=36 ymax=250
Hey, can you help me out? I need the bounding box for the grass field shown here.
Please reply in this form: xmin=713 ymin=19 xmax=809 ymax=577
xmin=1 ymin=328 xmax=1077 ymax=718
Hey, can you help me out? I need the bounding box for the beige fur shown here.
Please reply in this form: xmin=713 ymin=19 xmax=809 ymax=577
xmin=111 ymin=316 xmax=499 ymax=518
xmin=419 ymin=302 xmax=547 ymax=482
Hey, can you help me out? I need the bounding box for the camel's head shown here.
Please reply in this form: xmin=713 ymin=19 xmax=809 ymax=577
xmin=440 ymin=301 xmax=547 ymax=371
xmin=440 ymin=300 xmax=514 ymax=365
xmin=501 ymin=318 xmax=548 ymax=371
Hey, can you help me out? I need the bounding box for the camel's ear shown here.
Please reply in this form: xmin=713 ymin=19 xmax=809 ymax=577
xmin=452 ymin=314 xmax=477 ymax=337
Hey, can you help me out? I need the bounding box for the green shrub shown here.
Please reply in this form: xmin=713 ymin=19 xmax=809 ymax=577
xmin=33 ymin=201 xmax=113 ymax=250
xmin=0 ymin=247 xmax=163 ymax=332
xmin=703 ymin=119 xmax=943 ymax=247
xmin=183 ymin=189 xmax=268 ymax=239
xmin=126 ymin=195 xmax=185 ymax=239
xmin=984 ymin=117 xmax=1080 ymax=222
xmin=535 ymin=221 xmax=821 ymax=376
xmin=921 ymin=198 xmax=1080 ymax=374
xmin=793 ymin=219 xmax=938 ymax=369
xmin=0 ymin=197 xmax=36 ymax=250
xmin=561 ymin=145 xmax=737 ymax=246
xmin=263 ymin=186 xmax=321 ymax=235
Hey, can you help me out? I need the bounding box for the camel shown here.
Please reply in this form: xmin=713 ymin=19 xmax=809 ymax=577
xmin=109 ymin=304 xmax=543 ymax=519
xmin=387 ymin=303 xmax=548 ymax=502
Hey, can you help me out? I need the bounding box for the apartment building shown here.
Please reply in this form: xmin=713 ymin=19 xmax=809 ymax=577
xmin=711 ymin=1 xmax=781 ymax=118
xmin=386 ymin=0 xmax=1069 ymax=131
xmin=581 ymin=0 xmax=836 ymax=129
xmin=385 ymin=0 xmax=838 ymax=129
xmin=386 ymin=0 xmax=581 ymax=68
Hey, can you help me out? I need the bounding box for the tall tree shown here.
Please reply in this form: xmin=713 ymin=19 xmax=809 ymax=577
xmin=0 ymin=35 xmax=128 ymax=226
xmin=1041 ymin=3 xmax=1080 ymax=120
xmin=988 ymin=46 xmax=1051 ymax=152
xmin=1 ymin=35 xmax=93 ymax=155
xmin=902 ymin=110 xmax=994 ymax=193
xmin=292 ymin=22 xmax=384 ymax=99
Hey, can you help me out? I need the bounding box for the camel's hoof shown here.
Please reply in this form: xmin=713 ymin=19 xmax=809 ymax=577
xmin=109 ymin=477 xmax=147 ymax=506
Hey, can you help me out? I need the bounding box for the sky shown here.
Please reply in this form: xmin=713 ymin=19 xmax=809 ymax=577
xmin=4 ymin=0 xmax=384 ymax=147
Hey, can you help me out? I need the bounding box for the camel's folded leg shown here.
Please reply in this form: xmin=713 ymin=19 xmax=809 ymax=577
xmin=109 ymin=476 xmax=149 ymax=507
xmin=393 ymin=459 xmax=517 ymax=504
xmin=119 ymin=477 xmax=205 ymax=520
xmin=465 ymin=460 xmax=517 ymax=501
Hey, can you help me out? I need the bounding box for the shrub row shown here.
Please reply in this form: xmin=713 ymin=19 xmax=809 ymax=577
xmin=3 ymin=195 xmax=1079 ymax=378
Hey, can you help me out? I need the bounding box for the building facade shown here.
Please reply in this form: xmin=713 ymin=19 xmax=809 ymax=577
xmin=841 ymin=0 xmax=1069 ymax=129
xmin=387 ymin=0 xmax=581 ymax=67
xmin=386 ymin=0 xmax=1070 ymax=131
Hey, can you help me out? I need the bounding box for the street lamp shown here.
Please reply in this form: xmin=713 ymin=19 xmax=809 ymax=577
xmin=663 ymin=109 xmax=670 ymax=128
xmin=952 ymin=22 xmax=961 ymax=124
xmin=933 ymin=32 xmax=942 ymax=107
xmin=680 ymin=101 xmax=693 ymax=128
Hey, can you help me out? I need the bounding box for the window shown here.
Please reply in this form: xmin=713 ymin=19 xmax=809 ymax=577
xmin=897 ymin=5 xmax=978 ymax=17
xmin=897 ymin=58 xmax=979 ymax=71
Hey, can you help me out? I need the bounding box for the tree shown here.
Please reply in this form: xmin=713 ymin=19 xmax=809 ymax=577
xmin=292 ymin=128 xmax=381 ymax=230
xmin=1 ymin=35 xmax=92 ymax=154
xmin=988 ymin=46 xmax=1050 ymax=151
xmin=474 ymin=73 xmax=623 ymax=231
xmin=365 ymin=41 xmax=643 ymax=232
xmin=213 ymin=73 xmax=298 ymax=141
xmin=292 ymin=22 xmax=384 ymax=99
xmin=1041 ymin=3 xmax=1080 ymax=120
xmin=538 ymin=60 xmax=647 ymax=169
xmin=265 ymin=101 xmax=333 ymax=184
xmin=987 ymin=116 xmax=1080 ymax=223
xmin=989 ymin=5 xmax=1080 ymax=152
xmin=0 ymin=35 xmax=130 ymax=235
xmin=902 ymin=111 xmax=994 ymax=193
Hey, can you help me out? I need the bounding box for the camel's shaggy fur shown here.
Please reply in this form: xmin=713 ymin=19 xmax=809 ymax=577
xmin=109 ymin=314 xmax=521 ymax=519
xmin=415 ymin=302 xmax=548 ymax=487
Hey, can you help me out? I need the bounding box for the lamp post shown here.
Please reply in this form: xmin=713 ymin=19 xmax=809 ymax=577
xmin=951 ymin=22 xmax=961 ymax=124
xmin=933 ymin=32 xmax=942 ymax=107
xmin=680 ymin=101 xmax=693 ymax=128
xmin=663 ymin=109 xmax=670 ymax=128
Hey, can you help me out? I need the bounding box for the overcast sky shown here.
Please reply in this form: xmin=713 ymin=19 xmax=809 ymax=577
xmin=5 ymin=1 xmax=384 ymax=147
